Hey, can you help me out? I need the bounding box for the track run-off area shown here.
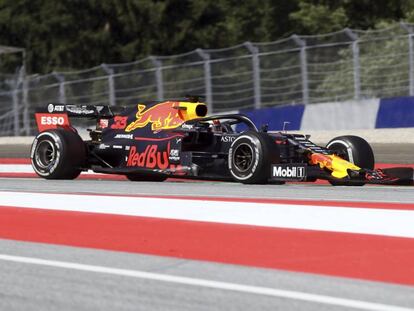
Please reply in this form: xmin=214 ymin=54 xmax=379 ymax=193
xmin=0 ymin=156 xmax=414 ymax=310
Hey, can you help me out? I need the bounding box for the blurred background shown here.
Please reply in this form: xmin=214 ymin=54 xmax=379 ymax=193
xmin=1 ymin=0 xmax=414 ymax=136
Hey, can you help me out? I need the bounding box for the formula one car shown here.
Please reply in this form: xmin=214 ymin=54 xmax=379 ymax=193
xmin=31 ymin=98 xmax=413 ymax=185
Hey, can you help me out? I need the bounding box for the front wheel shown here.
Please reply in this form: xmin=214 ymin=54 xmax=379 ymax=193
xmin=326 ymin=135 xmax=375 ymax=186
xmin=228 ymin=131 xmax=280 ymax=184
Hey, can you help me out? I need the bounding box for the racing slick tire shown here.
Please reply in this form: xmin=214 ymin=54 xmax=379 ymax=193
xmin=326 ymin=135 xmax=375 ymax=186
xmin=228 ymin=131 xmax=281 ymax=184
xmin=126 ymin=174 xmax=167 ymax=182
xmin=31 ymin=129 xmax=86 ymax=179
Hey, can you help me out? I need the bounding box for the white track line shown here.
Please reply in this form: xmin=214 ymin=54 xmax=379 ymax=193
xmin=0 ymin=164 xmax=34 ymax=173
xmin=1 ymin=191 xmax=414 ymax=238
xmin=0 ymin=164 xmax=100 ymax=175
xmin=0 ymin=254 xmax=410 ymax=311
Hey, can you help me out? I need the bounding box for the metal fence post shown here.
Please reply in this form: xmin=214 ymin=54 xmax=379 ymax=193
xmin=244 ymin=41 xmax=261 ymax=109
xmin=17 ymin=50 xmax=30 ymax=135
xmin=150 ymin=56 xmax=164 ymax=101
xmin=20 ymin=65 xmax=30 ymax=135
xmin=101 ymin=64 xmax=116 ymax=106
xmin=408 ymin=34 xmax=414 ymax=96
xmin=292 ymin=35 xmax=309 ymax=105
xmin=400 ymin=23 xmax=414 ymax=96
xmin=196 ymin=48 xmax=213 ymax=113
xmin=53 ymin=72 xmax=66 ymax=104
xmin=352 ymin=41 xmax=361 ymax=100
xmin=10 ymin=77 xmax=20 ymax=136
xmin=345 ymin=29 xmax=361 ymax=100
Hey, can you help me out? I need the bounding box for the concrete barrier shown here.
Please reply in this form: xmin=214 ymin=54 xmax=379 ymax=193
xmin=376 ymin=96 xmax=414 ymax=128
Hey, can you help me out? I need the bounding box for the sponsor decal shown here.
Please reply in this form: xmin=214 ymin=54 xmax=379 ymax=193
xmin=99 ymin=119 xmax=109 ymax=129
xmin=47 ymin=104 xmax=64 ymax=113
xmin=111 ymin=116 xmax=128 ymax=130
xmin=126 ymin=143 xmax=170 ymax=170
xmin=221 ymin=135 xmax=236 ymax=143
xmin=35 ymin=113 xmax=70 ymax=132
xmin=271 ymin=164 xmax=306 ymax=179
xmin=181 ymin=123 xmax=193 ymax=130
xmin=114 ymin=133 xmax=133 ymax=139
xmin=169 ymin=149 xmax=180 ymax=161
xmin=30 ymin=138 xmax=38 ymax=158
xmin=98 ymin=144 xmax=110 ymax=150
xmin=310 ymin=153 xmax=359 ymax=179
xmin=40 ymin=116 xmax=66 ymax=126
xmin=310 ymin=153 xmax=333 ymax=169
xmin=49 ymin=142 xmax=60 ymax=174
xmin=54 ymin=105 xmax=65 ymax=112
xmin=66 ymin=105 xmax=95 ymax=115
xmin=125 ymin=102 xmax=184 ymax=132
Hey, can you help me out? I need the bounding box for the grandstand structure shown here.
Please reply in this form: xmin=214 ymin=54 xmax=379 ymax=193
xmin=1 ymin=23 xmax=414 ymax=136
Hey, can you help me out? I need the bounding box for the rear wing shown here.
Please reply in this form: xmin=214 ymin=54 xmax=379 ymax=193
xmin=42 ymin=103 xmax=117 ymax=118
xmin=34 ymin=103 xmax=125 ymax=132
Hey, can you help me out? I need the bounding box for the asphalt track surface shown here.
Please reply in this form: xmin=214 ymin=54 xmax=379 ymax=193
xmin=1 ymin=144 xmax=414 ymax=310
xmin=1 ymin=238 xmax=414 ymax=311
xmin=1 ymin=177 xmax=414 ymax=204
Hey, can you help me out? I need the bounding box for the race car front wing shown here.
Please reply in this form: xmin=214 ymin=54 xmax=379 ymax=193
xmin=269 ymin=163 xmax=413 ymax=185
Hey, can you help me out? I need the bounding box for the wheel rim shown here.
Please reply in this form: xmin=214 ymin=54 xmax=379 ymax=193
xmin=233 ymin=143 xmax=254 ymax=172
xmin=35 ymin=140 xmax=56 ymax=169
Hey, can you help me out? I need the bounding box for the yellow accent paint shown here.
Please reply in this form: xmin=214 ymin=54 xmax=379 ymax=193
xmin=310 ymin=153 xmax=361 ymax=179
xmin=125 ymin=101 xmax=207 ymax=132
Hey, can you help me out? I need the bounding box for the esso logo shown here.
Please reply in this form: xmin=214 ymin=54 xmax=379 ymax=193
xmin=40 ymin=116 xmax=65 ymax=125
xmin=35 ymin=113 xmax=70 ymax=132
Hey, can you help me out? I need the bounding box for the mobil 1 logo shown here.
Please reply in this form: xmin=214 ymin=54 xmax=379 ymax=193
xmin=271 ymin=164 xmax=306 ymax=180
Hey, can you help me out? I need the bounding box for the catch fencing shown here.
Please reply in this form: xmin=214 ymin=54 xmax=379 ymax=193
xmin=1 ymin=23 xmax=414 ymax=136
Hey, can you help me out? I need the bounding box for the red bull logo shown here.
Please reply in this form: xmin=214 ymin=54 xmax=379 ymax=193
xmin=125 ymin=102 xmax=184 ymax=132
xmin=127 ymin=143 xmax=170 ymax=170
xmin=310 ymin=153 xmax=333 ymax=169
xmin=310 ymin=153 xmax=361 ymax=178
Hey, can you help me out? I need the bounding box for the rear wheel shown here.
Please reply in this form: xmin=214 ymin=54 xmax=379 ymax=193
xmin=31 ymin=129 xmax=86 ymax=179
xmin=326 ymin=135 xmax=374 ymax=186
xmin=228 ymin=131 xmax=281 ymax=184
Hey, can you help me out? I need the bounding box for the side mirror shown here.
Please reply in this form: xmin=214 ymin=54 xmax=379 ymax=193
xmin=260 ymin=124 xmax=269 ymax=132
